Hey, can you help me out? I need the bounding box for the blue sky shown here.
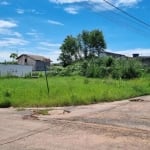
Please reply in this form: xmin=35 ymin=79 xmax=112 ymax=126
xmin=0 ymin=0 xmax=150 ymax=62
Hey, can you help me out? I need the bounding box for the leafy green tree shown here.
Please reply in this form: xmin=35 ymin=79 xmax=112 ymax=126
xmin=58 ymin=29 xmax=107 ymax=66
xmin=58 ymin=52 xmax=72 ymax=67
xmin=58 ymin=35 xmax=78 ymax=67
xmin=77 ymin=29 xmax=106 ymax=58
xmin=89 ymin=30 xmax=106 ymax=57
xmin=78 ymin=31 xmax=90 ymax=58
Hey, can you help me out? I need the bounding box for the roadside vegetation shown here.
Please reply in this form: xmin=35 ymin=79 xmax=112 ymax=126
xmin=0 ymin=75 xmax=150 ymax=107
xmin=49 ymin=57 xmax=143 ymax=79
xmin=0 ymin=29 xmax=149 ymax=107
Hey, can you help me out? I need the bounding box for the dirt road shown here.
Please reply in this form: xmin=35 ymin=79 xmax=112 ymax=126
xmin=0 ymin=96 xmax=150 ymax=150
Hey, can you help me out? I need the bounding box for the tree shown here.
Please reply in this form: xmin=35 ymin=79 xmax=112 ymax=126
xmin=58 ymin=29 xmax=107 ymax=66
xmin=77 ymin=29 xmax=106 ymax=58
xmin=78 ymin=30 xmax=90 ymax=59
xmin=58 ymin=35 xmax=78 ymax=67
xmin=89 ymin=30 xmax=106 ymax=57
xmin=10 ymin=53 xmax=18 ymax=62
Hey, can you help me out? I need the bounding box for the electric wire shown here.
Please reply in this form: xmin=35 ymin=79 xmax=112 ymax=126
xmin=103 ymin=0 xmax=150 ymax=28
xmin=84 ymin=1 xmax=150 ymax=38
xmin=101 ymin=8 xmax=150 ymax=37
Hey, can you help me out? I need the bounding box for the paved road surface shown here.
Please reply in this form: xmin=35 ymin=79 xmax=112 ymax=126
xmin=0 ymin=96 xmax=150 ymax=150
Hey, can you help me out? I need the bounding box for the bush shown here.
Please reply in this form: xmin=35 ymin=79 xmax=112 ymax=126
xmin=0 ymin=99 xmax=11 ymax=108
xmin=48 ymin=63 xmax=82 ymax=76
xmin=48 ymin=57 xmax=143 ymax=79
xmin=120 ymin=59 xmax=142 ymax=79
xmin=81 ymin=57 xmax=143 ymax=79
xmin=48 ymin=66 xmax=64 ymax=76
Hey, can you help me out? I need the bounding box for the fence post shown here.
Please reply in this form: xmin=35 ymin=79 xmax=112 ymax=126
xmin=44 ymin=63 xmax=50 ymax=96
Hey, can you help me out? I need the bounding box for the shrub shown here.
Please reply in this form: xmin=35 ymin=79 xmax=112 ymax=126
xmin=48 ymin=57 xmax=143 ymax=79
xmin=120 ymin=59 xmax=142 ymax=79
xmin=83 ymin=78 xmax=90 ymax=84
xmin=48 ymin=66 xmax=64 ymax=76
xmin=0 ymin=99 xmax=11 ymax=108
xmin=80 ymin=57 xmax=142 ymax=79
xmin=4 ymin=90 xmax=12 ymax=97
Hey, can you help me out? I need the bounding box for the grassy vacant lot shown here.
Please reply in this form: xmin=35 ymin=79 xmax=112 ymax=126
xmin=0 ymin=76 xmax=150 ymax=107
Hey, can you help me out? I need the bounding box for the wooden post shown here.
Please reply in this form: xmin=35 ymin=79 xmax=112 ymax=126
xmin=44 ymin=62 xmax=49 ymax=96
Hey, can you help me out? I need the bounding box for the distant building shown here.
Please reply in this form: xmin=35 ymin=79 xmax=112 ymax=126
xmin=100 ymin=51 xmax=126 ymax=58
xmin=17 ymin=54 xmax=52 ymax=71
xmin=133 ymin=54 xmax=150 ymax=66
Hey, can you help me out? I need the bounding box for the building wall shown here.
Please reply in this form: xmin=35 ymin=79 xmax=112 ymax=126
xmin=0 ymin=64 xmax=32 ymax=77
xmin=17 ymin=56 xmax=50 ymax=71
xmin=35 ymin=60 xmax=50 ymax=71
xmin=132 ymin=53 xmax=150 ymax=67
xmin=17 ymin=56 xmax=36 ymax=70
xmin=139 ymin=57 xmax=150 ymax=67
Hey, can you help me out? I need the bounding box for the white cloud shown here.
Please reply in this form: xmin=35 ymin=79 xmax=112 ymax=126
xmin=48 ymin=20 xmax=64 ymax=26
xmin=0 ymin=20 xmax=22 ymax=37
xmin=64 ymin=6 xmax=80 ymax=14
xmin=49 ymin=0 xmax=141 ymax=12
xmin=16 ymin=8 xmax=42 ymax=15
xmin=49 ymin=0 xmax=87 ymax=3
xmin=36 ymin=49 xmax=60 ymax=63
xmin=40 ymin=42 xmax=61 ymax=47
xmin=26 ymin=32 xmax=37 ymax=36
xmin=16 ymin=9 xmax=25 ymax=14
xmin=28 ymin=9 xmax=41 ymax=15
xmin=49 ymin=0 xmax=140 ymax=5
xmin=26 ymin=30 xmax=40 ymax=39
xmin=0 ymin=38 xmax=28 ymax=47
xmin=0 ymin=49 xmax=19 ymax=62
xmin=48 ymin=50 xmax=61 ymax=63
xmin=0 ymin=1 xmax=10 ymax=5
xmin=0 ymin=51 xmax=12 ymax=62
xmin=36 ymin=42 xmax=61 ymax=62
xmin=0 ymin=20 xmax=17 ymax=28
xmin=0 ymin=28 xmax=22 ymax=37
xmin=116 ymin=0 xmax=141 ymax=7
xmin=26 ymin=30 xmax=46 ymax=41
xmin=13 ymin=32 xmax=22 ymax=37
xmin=40 ymin=50 xmax=60 ymax=63
xmin=26 ymin=33 xmax=40 ymax=41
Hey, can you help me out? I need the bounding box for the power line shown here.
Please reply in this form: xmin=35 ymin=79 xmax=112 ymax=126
xmin=83 ymin=1 xmax=150 ymax=37
xmin=89 ymin=3 xmax=150 ymax=38
xmin=103 ymin=0 xmax=150 ymax=28
xmin=102 ymin=11 xmax=149 ymax=37
xmin=102 ymin=7 xmax=150 ymax=36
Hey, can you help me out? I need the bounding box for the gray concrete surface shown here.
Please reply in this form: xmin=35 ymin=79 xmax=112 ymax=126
xmin=0 ymin=95 xmax=150 ymax=150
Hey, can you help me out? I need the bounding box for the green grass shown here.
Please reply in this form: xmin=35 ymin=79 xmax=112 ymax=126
xmin=0 ymin=76 xmax=150 ymax=107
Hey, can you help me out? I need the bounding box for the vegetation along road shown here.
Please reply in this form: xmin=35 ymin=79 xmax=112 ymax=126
xmin=0 ymin=76 xmax=150 ymax=107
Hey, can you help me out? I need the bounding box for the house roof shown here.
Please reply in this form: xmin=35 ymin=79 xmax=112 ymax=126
xmin=17 ymin=54 xmax=52 ymax=62
xmin=101 ymin=51 xmax=126 ymax=57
